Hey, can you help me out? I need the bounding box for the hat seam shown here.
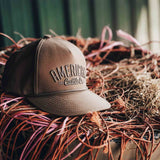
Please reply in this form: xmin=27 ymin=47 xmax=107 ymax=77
xmin=27 ymin=87 xmax=88 ymax=97
xmin=34 ymin=39 xmax=45 ymax=95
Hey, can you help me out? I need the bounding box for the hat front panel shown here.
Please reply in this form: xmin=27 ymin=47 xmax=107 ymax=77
xmin=35 ymin=38 xmax=87 ymax=95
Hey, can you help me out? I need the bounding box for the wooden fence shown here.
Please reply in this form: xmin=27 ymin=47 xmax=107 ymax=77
xmin=0 ymin=0 xmax=160 ymax=52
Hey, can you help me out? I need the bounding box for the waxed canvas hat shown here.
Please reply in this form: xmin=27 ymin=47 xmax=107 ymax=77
xmin=2 ymin=35 xmax=110 ymax=116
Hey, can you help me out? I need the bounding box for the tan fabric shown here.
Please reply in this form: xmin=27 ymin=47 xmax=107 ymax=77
xmin=2 ymin=36 xmax=110 ymax=116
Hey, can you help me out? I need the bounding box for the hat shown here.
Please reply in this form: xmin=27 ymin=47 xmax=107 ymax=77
xmin=2 ymin=35 xmax=110 ymax=116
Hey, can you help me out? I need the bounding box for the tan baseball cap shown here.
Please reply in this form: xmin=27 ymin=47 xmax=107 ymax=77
xmin=2 ymin=35 xmax=110 ymax=116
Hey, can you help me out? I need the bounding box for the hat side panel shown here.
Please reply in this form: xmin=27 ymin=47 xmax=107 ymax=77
xmin=2 ymin=40 xmax=40 ymax=96
xmin=2 ymin=52 xmax=18 ymax=93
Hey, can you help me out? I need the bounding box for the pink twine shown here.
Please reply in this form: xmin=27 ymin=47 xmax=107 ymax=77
xmin=20 ymin=127 xmax=44 ymax=160
xmin=117 ymin=30 xmax=142 ymax=48
xmin=85 ymin=41 xmax=124 ymax=58
xmin=85 ymin=26 xmax=123 ymax=59
xmin=20 ymin=121 xmax=58 ymax=160
xmin=0 ymin=97 xmax=23 ymax=108
xmin=0 ymin=118 xmax=14 ymax=141
xmin=0 ymin=61 xmax=6 ymax=65
xmin=57 ymin=117 xmax=69 ymax=136
xmin=44 ymin=117 xmax=69 ymax=159
xmin=100 ymin=26 xmax=113 ymax=49
xmin=15 ymin=112 xmax=54 ymax=127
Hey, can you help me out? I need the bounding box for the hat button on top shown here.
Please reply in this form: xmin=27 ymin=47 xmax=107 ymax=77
xmin=43 ymin=34 xmax=52 ymax=39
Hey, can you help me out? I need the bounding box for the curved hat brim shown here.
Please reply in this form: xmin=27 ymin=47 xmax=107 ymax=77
xmin=27 ymin=90 xmax=111 ymax=116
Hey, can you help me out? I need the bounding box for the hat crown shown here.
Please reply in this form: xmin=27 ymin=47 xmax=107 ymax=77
xmin=2 ymin=37 xmax=87 ymax=96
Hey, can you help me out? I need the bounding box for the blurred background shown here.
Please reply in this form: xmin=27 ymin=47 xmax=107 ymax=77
xmin=0 ymin=0 xmax=160 ymax=52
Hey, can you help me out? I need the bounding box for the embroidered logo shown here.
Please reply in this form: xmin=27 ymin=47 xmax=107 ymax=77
xmin=50 ymin=64 xmax=86 ymax=86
